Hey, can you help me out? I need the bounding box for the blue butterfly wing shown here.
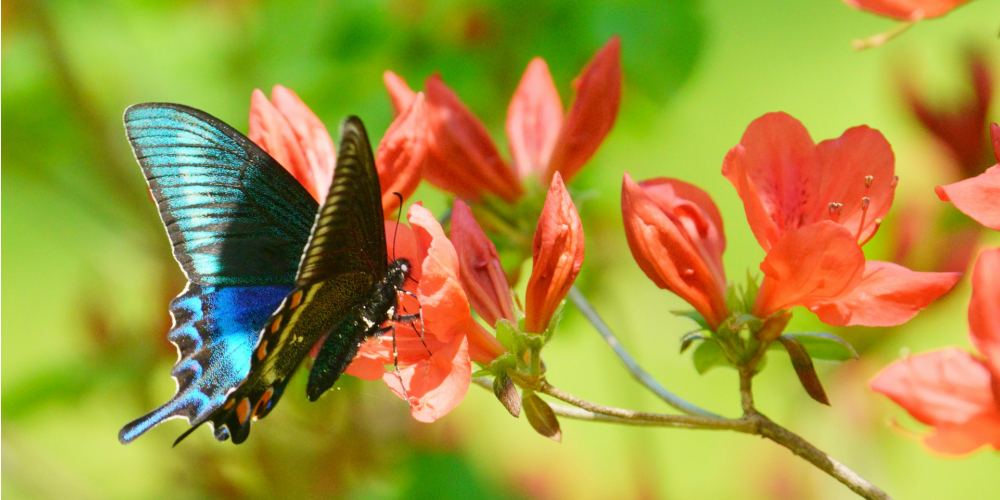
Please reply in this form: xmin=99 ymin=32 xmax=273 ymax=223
xmin=119 ymin=284 xmax=292 ymax=443
xmin=118 ymin=103 xmax=318 ymax=444
xmin=126 ymin=103 xmax=317 ymax=286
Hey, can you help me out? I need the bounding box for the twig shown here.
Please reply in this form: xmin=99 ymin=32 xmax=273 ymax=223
xmin=739 ymin=369 xmax=755 ymax=415
xmin=474 ymin=378 xmax=892 ymax=500
xmin=755 ymin=416 xmax=891 ymax=500
xmin=538 ymin=381 xmax=750 ymax=431
xmin=567 ymin=286 xmax=719 ymax=418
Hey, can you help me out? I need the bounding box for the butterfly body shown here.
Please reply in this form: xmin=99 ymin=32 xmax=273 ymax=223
xmin=119 ymin=104 xmax=412 ymax=445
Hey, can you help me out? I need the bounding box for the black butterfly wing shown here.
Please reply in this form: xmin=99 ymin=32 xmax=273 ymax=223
xmin=189 ymin=116 xmax=390 ymax=444
xmin=119 ymin=104 xmax=317 ymax=444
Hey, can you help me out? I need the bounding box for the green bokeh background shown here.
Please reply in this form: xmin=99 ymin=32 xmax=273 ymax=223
xmin=4 ymin=0 xmax=1000 ymax=499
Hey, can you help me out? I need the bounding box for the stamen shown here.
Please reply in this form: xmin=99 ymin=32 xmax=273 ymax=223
xmin=864 ymin=175 xmax=873 ymax=189
xmin=859 ymin=218 xmax=882 ymax=246
xmin=855 ymin=197 xmax=871 ymax=241
xmin=828 ymin=202 xmax=843 ymax=223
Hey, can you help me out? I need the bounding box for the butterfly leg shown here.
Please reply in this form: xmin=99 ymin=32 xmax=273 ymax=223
xmin=395 ymin=288 xmax=429 ymax=355
xmin=385 ymin=323 xmax=412 ymax=405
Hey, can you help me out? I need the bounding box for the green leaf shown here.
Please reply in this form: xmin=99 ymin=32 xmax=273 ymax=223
xmin=495 ymin=319 xmax=517 ymax=351
xmin=770 ymin=332 xmax=859 ymax=361
xmin=692 ymin=340 xmax=729 ymax=374
xmin=671 ymin=310 xmax=709 ymax=331
xmin=522 ymin=391 xmax=561 ymax=442
xmin=543 ymin=300 xmax=565 ymax=344
xmin=777 ymin=336 xmax=830 ymax=405
xmin=471 ymin=369 xmax=492 ymax=378
xmin=679 ymin=331 xmax=709 ymax=354
xmin=743 ymin=269 xmax=760 ymax=312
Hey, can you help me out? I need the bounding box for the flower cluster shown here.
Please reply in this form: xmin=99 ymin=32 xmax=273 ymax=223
xmin=382 ymin=37 xmax=621 ymax=202
xmin=242 ymin=48 xmax=988 ymax=456
xmin=625 ymin=112 xmax=959 ymax=335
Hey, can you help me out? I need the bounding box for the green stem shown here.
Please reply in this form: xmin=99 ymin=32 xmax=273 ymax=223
xmin=567 ymin=286 xmax=719 ymax=418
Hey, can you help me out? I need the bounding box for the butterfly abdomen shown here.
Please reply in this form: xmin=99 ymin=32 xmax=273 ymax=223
xmin=306 ymin=258 xmax=414 ymax=401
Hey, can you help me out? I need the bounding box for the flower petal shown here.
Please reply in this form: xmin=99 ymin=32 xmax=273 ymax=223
xmin=376 ymin=92 xmax=428 ymax=216
xmin=815 ymin=126 xmax=897 ymax=244
xmin=524 ymin=173 xmax=584 ymax=333
xmin=722 ymin=113 xmax=819 ymax=250
xmin=936 ymin=165 xmax=1000 ymax=231
xmin=269 ymin=85 xmax=337 ymax=200
xmin=842 ymin=0 xmax=973 ymax=20
xmin=409 ymin=204 xmax=506 ymax=362
xmin=423 ymin=75 xmax=524 ymax=202
xmin=753 ymin=221 xmax=865 ymax=317
xmin=248 ymin=89 xmax=315 ymax=200
xmin=871 ymin=348 xmax=998 ymax=428
xmin=545 ymin=36 xmax=621 ymax=184
xmin=450 ymin=199 xmax=515 ymax=327
xmin=344 ymin=336 xmax=394 ymax=381
xmin=922 ymin=413 xmax=1000 ymax=455
xmin=621 ymin=173 xmax=729 ymax=330
xmin=809 ymin=261 xmax=960 ymax=327
xmin=969 ymin=248 xmax=1000 ymax=377
xmin=383 ymin=334 xmax=471 ymax=423
xmin=384 ymin=70 xmax=418 ymax=117
xmin=506 ymin=58 xmax=564 ymax=180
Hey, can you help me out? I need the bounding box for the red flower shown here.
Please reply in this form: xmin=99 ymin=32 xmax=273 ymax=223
xmin=345 ymin=204 xmax=505 ymax=422
xmin=936 ymin=123 xmax=1000 ymax=231
xmin=249 ymin=85 xmax=428 ymax=215
xmin=621 ymin=173 xmax=730 ymax=331
xmin=843 ymin=0 xmax=973 ymax=20
xmin=249 ymin=86 xmax=336 ymax=202
xmin=723 ymin=112 xmax=960 ymax=325
xmin=871 ymin=248 xmax=1000 ymax=455
xmin=450 ymin=199 xmax=517 ymax=328
xmin=383 ymin=36 xmax=621 ymax=202
xmin=902 ymin=51 xmax=994 ymax=180
xmin=524 ymin=173 xmax=585 ymax=334
xmin=451 ymin=174 xmax=583 ymax=335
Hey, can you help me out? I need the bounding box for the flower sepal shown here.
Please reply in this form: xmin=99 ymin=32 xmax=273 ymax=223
xmin=777 ymin=335 xmax=831 ymax=405
xmin=522 ymin=389 xmax=562 ymax=442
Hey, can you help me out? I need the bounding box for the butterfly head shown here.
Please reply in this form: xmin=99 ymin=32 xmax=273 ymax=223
xmin=387 ymin=258 xmax=412 ymax=289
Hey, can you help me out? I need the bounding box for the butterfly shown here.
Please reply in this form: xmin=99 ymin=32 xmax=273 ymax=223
xmin=118 ymin=103 xmax=416 ymax=445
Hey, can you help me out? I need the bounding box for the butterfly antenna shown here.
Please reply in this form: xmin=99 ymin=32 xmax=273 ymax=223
xmin=391 ymin=192 xmax=404 ymax=261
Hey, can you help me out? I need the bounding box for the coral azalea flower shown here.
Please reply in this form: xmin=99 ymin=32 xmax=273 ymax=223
xmin=249 ymin=85 xmax=428 ymax=215
xmin=383 ymin=37 xmax=621 ymax=202
xmin=621 ymin=173 xmax=730 ymax=331
xmin=936 ymin=123 xmax=1000 ymax=231
xmin=723 ymin=112 xmax=960 ymax=326
xmin=871 ymin=248 xmax=1000 ymax=455
xmin=843 ymin=0 xmax=973 ymax=20
xmin=345 ymin=204 xmax=505 ymax=422
xmin=451 ymin=173 xmax=585 ymax=334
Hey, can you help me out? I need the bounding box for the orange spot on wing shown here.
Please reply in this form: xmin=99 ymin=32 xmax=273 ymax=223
xmin=271 ymin=315 xmax=283 ymax=333
xmin=254 ymin=387 xmax=275 ymax=418
xmin=223 ymin=398 xmax=235 ymax=410
xmin=290 ymin=290 xmax=304 ymax=308
xmin=257 ymin=340 xmax=269 ymax=360
xmin=236 ymin=398 xmax=251 ymax=424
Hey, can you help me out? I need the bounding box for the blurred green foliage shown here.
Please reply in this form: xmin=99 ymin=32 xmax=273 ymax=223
xmin=3 ymin=0 xmax=1000 ymax=499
